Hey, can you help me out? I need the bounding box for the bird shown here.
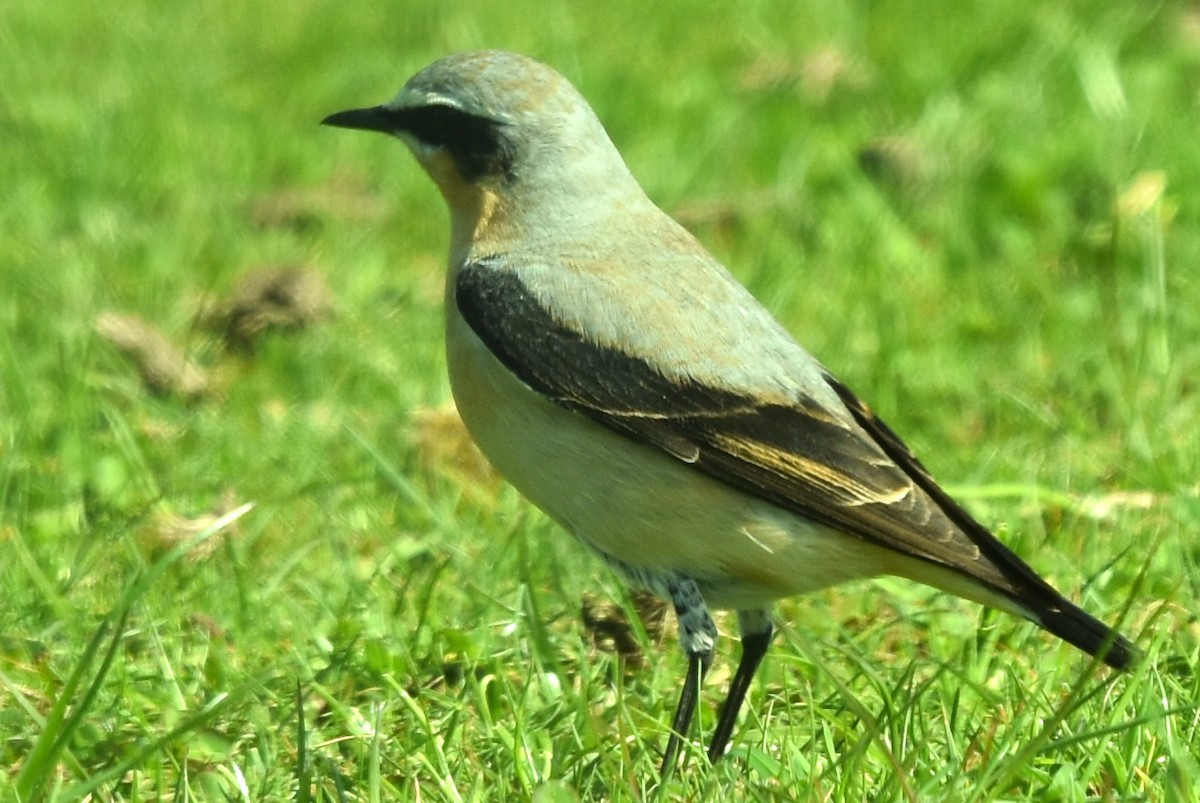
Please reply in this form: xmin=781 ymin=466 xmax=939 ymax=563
xmin=322 ymin=50 xmax=1138 ymax=776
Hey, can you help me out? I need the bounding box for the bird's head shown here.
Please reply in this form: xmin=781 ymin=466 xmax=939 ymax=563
xmin=323 ymin=51 xmax=640 ymax=244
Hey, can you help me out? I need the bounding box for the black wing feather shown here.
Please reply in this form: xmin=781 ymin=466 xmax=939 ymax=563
xmin=455 ymin=260 xmax=1138 ymax=668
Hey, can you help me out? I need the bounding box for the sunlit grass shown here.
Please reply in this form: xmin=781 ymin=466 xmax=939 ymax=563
xmin=2 ymin=0 xmax=1198 ymax=799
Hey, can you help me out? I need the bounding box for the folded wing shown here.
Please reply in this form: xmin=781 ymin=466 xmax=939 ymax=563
xmin=455 ymin=258 xmax=1138 ymax=668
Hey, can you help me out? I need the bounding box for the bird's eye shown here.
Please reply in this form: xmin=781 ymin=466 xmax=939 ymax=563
xmin=399 ymin=105 xmax=470 ymax=148
xmin=399 ymin=104 xmax=515 ymax=182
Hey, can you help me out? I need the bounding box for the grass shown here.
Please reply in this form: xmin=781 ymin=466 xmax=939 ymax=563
xmin=2 ymin=0 xmax=1198 ymax=799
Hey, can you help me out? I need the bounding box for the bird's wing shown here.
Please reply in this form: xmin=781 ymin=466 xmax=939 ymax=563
xmin=455 ymin=260 xmax=1059 ymax=596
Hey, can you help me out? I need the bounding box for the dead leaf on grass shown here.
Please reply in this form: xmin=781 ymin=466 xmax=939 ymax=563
xmin=248 ymin=170 xmax=387 ymax=230
xmin=138 ymin=489 xmax=245 ymax=562
xmin=739 ymin=46 xmax=870 ymax=101
xmin=581 ymin=590 xmax=669 ymax=666
xmin=671 ymin=189 xmax=777 ymax=237
xmin=410 ymin=401 xmax=499 ymax=493
xmin=95 ymin=312 xmax=209 ymax=400
xmin=1076 ymin=490 xmax=1158 ymax=521
xmin=202 ymin=265 xmax=335 ymax=351
xmin=858 ymin=135 xmax=936 ymax=192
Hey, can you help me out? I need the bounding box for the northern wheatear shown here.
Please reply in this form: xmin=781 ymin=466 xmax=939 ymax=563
xmin=323 ymin=50 xmax=1138 ymax=774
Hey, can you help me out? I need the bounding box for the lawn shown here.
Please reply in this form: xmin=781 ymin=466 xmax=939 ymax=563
xmin=2 ymin=0 xmax=1198 ymax=800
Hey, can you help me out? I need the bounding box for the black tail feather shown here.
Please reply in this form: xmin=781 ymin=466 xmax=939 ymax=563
xmin=1027 ymin=591 xmax=1140 ymax=670
xmin=820 ymin=372 xmax=1141 ymax=671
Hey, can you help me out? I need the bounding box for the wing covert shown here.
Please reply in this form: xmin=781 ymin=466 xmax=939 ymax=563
xmin=455 ymin=259 xmax=1037 ymax=594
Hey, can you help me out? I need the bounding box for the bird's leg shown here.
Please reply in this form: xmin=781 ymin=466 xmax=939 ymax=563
xmin=661 ymin=647 xmax=709 ymax=779
xmin=659 ymin=578 xmax=717 ymax=779
xmin=708 ymin=609 xmax=773 ymax=763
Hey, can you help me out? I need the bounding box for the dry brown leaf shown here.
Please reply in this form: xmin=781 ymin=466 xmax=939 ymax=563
xmin=858 ymin=135 xmax=935 ymax=191
xmin=670 ymin=189 xmax=776 ymax=235
xmin=1076 ymin=490 xmax=1158 ymax=521
xmin=138 ymin=489 xmax=244 ymax=562
xmin=581 ymin=592 xmax=644 ymax=662
xmin=248 ymin=170 xmax=386 ymax=230
xmin=95 ymin=312 xmax=209 ymax=400
xmin=203 ymin=265 xmax=335 ymax=350
xmin=631 ymin=589 xmax=670 ymax=644
xmin=739 ymin=47 xmax=870 ymax=101
xmin=581 ymin=590 xmax=669 ymax=667
xmin=410 ymin=401 xmax=500 ymax=493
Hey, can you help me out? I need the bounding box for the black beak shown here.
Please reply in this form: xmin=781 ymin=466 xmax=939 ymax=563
xmin=320 ymin=105 xmax=397 ymax=133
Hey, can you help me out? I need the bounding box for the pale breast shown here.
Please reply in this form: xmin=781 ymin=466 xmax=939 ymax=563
xmin=443 ymin=304 xmax=902 ymax=609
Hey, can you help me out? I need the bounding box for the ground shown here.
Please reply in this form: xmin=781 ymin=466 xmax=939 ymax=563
xmin=2 ymin=0 xmax=1198 ymax=800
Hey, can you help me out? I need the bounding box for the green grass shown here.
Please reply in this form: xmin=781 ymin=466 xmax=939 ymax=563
xmin=2 ymin=0 xmax=1198 ymax=799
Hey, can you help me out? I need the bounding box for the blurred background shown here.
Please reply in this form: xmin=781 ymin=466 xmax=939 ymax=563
xmin=2 ymin=0 xmax=1197 ymax=799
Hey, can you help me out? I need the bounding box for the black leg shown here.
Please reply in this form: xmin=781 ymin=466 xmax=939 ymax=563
xmin=660 ymin=649 xmax=710 ymax=779
xmin=708 ymin=611 xmax=773 ymax=763
xmin=659 ymin=577 xmax=717 ymax=780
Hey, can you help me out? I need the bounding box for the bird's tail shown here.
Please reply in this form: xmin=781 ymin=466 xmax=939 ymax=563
xmin=904 ymin=558 xmax=1140 ymax=670
xmin=1022 ymin=589 xmax=1140 ymax=670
